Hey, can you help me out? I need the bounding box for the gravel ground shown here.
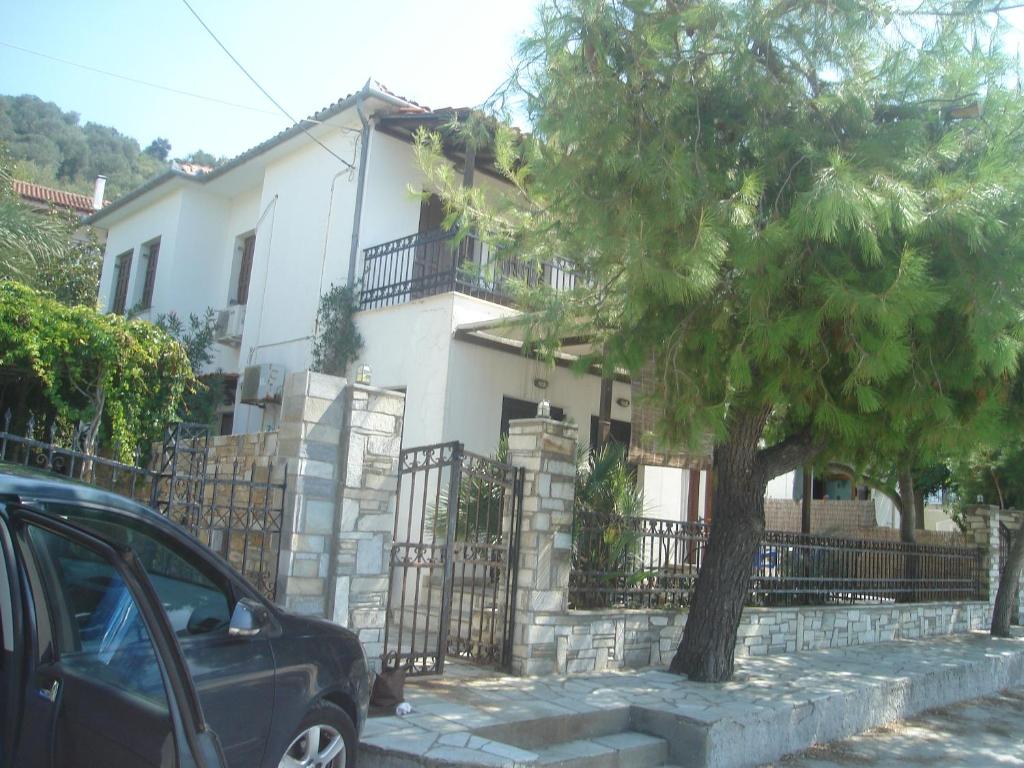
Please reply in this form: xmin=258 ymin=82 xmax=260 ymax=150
xmin=766 ymin=689 xmax=1024 ymax=767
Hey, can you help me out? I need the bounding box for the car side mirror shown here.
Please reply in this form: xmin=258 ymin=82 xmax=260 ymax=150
xmin=228 ymin=598 xmax=270 ymax=638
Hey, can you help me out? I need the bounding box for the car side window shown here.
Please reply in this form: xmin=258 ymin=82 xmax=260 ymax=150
xmin=24 ymin=525 xmax=169 ymax=708
xmin=42 ymin=505 xmax=234 ymax=638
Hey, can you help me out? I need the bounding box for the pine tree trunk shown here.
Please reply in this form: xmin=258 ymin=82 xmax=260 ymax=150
xmin=801 ymin=466 xmax=812 ymax=534
xmin=897 ymin=466 xmax=917 ymax=601
xmin=897 ymin=467 xmax=916 ymax=544
xmin=670 ymin=410 xmax=767 ymax=682
xmin=992 ymin=521 xmax=1024 ymax=637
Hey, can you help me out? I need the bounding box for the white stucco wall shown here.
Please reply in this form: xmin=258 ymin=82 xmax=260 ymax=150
xmin=766 ymin=470 xmax=797 ymax=500
xmin=872 ymin=494 xmax=957 ymax=532
xmin=233 ymin=121 xmax=364 ymax=433
xmin=97 ymin=181 xmax=264 ymax=374
xmin=98 ymin=190 xmax=184 ymax=315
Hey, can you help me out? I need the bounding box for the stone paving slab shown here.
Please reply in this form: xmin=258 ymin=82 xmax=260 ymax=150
xmin=773 ymin=688 xmax=1024 ymax=767
xmin=360 ymin=630 xmax=1024 ymax=768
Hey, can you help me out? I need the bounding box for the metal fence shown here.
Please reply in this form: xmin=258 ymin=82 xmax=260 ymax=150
xmin=0 ymin=412 xmax=287 ymax=601
xmin=569 ymin=512 xmax=983 ymax=609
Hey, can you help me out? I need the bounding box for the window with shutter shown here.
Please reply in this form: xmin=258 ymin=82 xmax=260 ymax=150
xmin=112 ymin=250 xmax=133 ymax=314
xmin=236 ymin=234 xmax=256 ymax=305
xmin=140 ymin=239 xmax=160 ymax=309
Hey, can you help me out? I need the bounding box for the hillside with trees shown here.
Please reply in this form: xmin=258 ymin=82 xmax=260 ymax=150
xmin=0 ymin=93 xmax=225 ymax=200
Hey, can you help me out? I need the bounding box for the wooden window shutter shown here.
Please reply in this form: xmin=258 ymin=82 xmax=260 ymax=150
xmin=112 ymin=251 xmax=132 ymax=315
xmin=141 ymin=240 xmax=159 ymax=309
xmin=237 ymin=234 xmax=256 ymax=305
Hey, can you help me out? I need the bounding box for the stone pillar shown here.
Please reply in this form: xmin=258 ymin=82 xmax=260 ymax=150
xmin=506 ymin=417 xmax=578 ymax=676
xmin=330 ymin=384 xmax=405 ymax=671
xmin=963 ymin=505 xmax=1000 ymax=605
xmin=274 ymin=371 xmax=348 ymax=615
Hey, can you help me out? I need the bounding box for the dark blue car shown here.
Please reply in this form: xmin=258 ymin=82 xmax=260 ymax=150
xmin=0 ymin=466 xmax=369 ymax=768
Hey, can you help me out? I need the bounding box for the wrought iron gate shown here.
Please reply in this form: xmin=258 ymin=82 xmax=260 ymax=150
xmin=382 ymin=441 xmax=524 ymax=676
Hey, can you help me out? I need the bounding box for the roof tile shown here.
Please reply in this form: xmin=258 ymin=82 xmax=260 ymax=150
xmin=12 ymin=179 xmax=98 ymax=214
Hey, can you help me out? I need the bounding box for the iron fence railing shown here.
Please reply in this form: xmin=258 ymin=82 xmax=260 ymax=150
xmin=569 ymin=512 xmax=983 ymax=609
xmin=359 ymin=228 xmax=576 ymax=310
xmin=0 ymin=411 xmax=287 ymax=601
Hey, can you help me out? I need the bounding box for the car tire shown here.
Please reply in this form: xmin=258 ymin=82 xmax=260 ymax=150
xmin=278 ymin=701 xmax=357 ymax=768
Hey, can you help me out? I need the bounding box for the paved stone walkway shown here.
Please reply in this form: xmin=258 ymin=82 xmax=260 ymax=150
xmin=360 ymin=631 xmax=1024 ymax=768
xmin=774 ymin=688 xmax=1024 ymax=767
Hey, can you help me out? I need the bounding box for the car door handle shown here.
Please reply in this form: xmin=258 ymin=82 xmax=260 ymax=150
xmin=37 ymin=679 xmax=59 ymax=703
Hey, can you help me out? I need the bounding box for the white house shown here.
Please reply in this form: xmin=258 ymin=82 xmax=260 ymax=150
xmin=86 ymin=80 xmax=711 ymax=522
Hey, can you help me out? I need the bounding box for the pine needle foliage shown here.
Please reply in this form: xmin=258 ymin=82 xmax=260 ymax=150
xmin=421 ymin=0 xmax=1024 ymax=479
xmin=418 ymin=0 xmax=1024 ymax=680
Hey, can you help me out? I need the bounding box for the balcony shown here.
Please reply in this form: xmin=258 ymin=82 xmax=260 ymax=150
xmin=359 ymin=228 xmax=575 ymax=311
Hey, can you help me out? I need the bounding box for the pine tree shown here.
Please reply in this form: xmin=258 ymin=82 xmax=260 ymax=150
xmin=420 ymin=0 xmax=1024 ymax=682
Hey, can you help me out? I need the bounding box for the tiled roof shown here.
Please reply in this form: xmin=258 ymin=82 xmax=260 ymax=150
xmin=12 ymin=179 xmax=97 ymax=214
xmin=84 ymin=80 xmax=434 ymax=224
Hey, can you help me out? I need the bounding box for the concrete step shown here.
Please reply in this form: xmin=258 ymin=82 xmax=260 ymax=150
xmin=473 ymin=708 xmax=630 ymax=750
xmin=533 ymin=731 xmax=669 ymax=768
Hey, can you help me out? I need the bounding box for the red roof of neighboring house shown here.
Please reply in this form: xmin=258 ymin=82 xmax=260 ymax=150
xmin=11 ymin=179 xmax=97 ymax=215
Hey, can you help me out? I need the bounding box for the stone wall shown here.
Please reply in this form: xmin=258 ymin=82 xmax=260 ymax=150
xmin=206 ymin=430 xmax=279 ymax=475
xmin=765 ymin=498 xmax=876 ymax=533
xmin=529 ymin=601 xmax=993 ymax=675
xmin=329 ymin=384 xmax=404 ymax=672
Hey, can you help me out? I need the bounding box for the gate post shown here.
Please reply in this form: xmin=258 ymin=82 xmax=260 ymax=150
xmin=330 ymin=384 xmax=405 ymax=672
xmin=506 ymin=417 xmax=578 ymax=676
xmin=275 ymin=372 xmax=349 ymax=615
xmin=964 ymin=504 xmax=1001 ymax=606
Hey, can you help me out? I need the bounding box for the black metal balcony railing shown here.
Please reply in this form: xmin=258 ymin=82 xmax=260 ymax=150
xmin=359 ymin=228 xmax=576 ymax=310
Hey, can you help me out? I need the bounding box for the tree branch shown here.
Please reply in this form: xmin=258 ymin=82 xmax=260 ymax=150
xmin=755 ymin=430 xmax=826 ymax=481
xmin=827 ymin=461 xmax=901 ymax=511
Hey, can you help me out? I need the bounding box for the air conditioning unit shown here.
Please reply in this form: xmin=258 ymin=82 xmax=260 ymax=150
xmin=240 ymin=364 xmax=285 ymax=405
xmin=214 ymin=305 xmax=246 ymax=346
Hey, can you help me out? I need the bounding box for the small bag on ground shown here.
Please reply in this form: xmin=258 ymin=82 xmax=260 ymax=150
xmin=370 ymin=665 xmax=406 ymax=712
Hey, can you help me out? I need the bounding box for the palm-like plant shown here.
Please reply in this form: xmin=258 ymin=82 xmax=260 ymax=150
xmin=0 ymin=149 xmax=100 ymax=306
xmin=571 ymin=444 xmax=646 ymax=607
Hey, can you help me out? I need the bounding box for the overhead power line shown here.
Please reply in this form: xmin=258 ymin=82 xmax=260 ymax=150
xmin=179 ymin=0 xmax=356 ymax=170
xmin=0 ymin=40 xmax=282 ymax=117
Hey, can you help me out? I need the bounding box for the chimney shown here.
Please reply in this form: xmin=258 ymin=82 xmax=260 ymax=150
xmin=92 ymin=175 xmax=107 ymax=210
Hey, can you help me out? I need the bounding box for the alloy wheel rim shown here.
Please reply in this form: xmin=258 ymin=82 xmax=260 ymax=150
xmin=279 ymin=724 xmax=346 ymax=768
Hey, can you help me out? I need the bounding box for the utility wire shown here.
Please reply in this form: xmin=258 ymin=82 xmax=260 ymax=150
xmin=179 ymin=0 xmax=355 ymax=170
xmin=0 ymin=40 xmax=281 ymax=117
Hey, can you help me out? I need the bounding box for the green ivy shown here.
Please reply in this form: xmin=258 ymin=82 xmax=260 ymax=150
xmin=0 ymin=280 xmax=195 ymax=460
xmin=311 ymin=283 xmax=363 ymax=377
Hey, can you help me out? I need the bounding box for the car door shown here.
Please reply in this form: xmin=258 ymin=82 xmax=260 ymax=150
xmin=43 ymin=502 xmax=277 ymax=768
xmin=2 ymin=507 xmax=227 ymax=768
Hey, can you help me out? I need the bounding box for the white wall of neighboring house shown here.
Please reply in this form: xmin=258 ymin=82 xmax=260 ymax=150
xmin=765 ymin=470 xmax=796 ymax=500
xmin=872 ymin=493 xmax=958 ymax=532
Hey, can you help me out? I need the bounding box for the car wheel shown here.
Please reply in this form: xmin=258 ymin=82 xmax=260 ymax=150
xmin=278 ymin=701 xmax=356 ymax=768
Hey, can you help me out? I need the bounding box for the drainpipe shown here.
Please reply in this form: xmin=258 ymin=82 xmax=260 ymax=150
xmin=347 ymin=88 xmax=373 ymax=287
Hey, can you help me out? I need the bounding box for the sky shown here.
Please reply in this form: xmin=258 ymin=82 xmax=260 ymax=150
xmin=0 ymin=0 xmax=543 ymax=159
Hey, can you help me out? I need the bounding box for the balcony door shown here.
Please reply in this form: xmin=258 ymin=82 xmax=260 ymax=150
xmin=411 ymin=194 xmax=451 ymax=298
